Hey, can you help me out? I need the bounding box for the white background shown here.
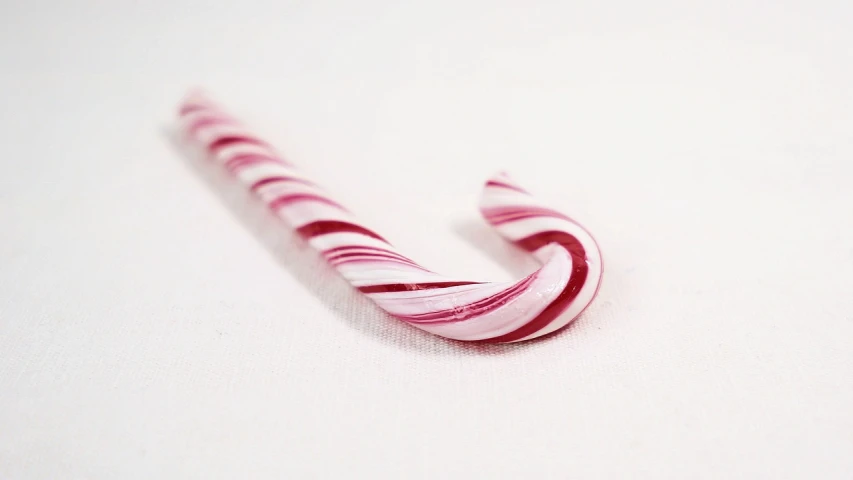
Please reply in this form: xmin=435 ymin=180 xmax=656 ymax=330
xmin=2 ymin=1 xmax=852 ymax=478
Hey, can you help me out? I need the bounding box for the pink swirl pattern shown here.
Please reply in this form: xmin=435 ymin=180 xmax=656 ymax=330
xmin=177 ymin=91 xmax=603 ymax=343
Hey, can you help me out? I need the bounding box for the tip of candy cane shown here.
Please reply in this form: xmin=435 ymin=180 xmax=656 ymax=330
xmin=481 ymin=171 xmax=529 ymax=196
xmin=183 ymin=86 xmax=209 ymax=100
xmin=178 ymin=88 xmax=216 ymax=115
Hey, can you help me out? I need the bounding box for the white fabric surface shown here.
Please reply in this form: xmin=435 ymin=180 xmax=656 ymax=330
xmin=2 ymin=1 xmax=852 ymax=478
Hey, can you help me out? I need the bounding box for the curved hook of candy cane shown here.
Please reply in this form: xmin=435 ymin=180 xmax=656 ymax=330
xmin=176 ymin=90 xmax=603 ymax=343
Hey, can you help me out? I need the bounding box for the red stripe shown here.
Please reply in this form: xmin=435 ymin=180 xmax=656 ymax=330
xmin=359 ymin=281 xmax=481 ymax=294
xmin=514 ymin=231 xmax=584 ymax=257
xmin=486 ymin=180 xmax=528 ymax=193
xmin=296 ymin=220 xmax=386 ymax=241
xmin=208 ymin=135 xmax=267 ymax=151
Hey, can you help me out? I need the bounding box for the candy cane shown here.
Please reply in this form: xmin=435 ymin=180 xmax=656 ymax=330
xmin=177 ymin=91 xmax=603 ymax=343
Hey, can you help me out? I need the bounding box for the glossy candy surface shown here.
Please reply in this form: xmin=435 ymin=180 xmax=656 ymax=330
xmin=178 ymin=92 xmax=603 ymax=343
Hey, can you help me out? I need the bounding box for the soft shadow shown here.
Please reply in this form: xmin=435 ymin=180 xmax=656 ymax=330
xmin=451 ymin=218 xmax=540 ymax=278
xmin=162 ymin=127 xmax=530 ymax=355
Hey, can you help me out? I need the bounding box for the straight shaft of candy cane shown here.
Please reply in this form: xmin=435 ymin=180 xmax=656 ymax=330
xmin=177 ymin=91 xmax=602 ymax=343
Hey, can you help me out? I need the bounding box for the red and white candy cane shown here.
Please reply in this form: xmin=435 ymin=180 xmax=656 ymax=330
xmin=177 ymin=91 xmax=603 ymax=343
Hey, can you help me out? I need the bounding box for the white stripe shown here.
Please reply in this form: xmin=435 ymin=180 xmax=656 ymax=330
xmin=492 ymin=216 xmax=591 ymax=243
xmin=180 ymin=110 xmax=232 ymax=128
xmin=478 ymin=190 xmax=541 ymax=209
xmin=342 ymin=268 xmax=453 ymax=286
xmin=179 ymin=100 xmax=219 ymax=118
xmin=214 ymin=143 xmax=280 ymax=164
xmin=236 ymin=163 xmax=312 ymax=185
xmin=308 ymin=232 xmax=398 ymax=253
xmin=233 ymin=163 xmax=300 ymax=185
xmin=256 ymin=182 xmax=331 ymax=204
xmin=277 ymin=202 xmax=353 ymax=227
xmin=329 ymin=255 xmax=419 ymax=268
